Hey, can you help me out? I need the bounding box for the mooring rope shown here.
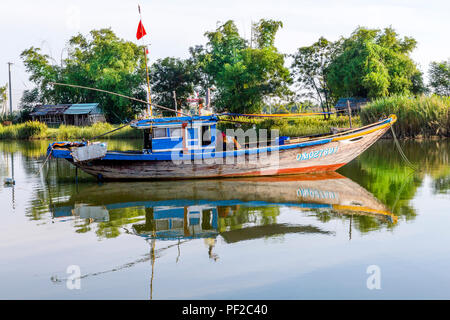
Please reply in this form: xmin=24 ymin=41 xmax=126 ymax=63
xmin=36 ymin=146 xmax=53 ymax=175
xmin=390 ymin=126 xmax=418 ymax=171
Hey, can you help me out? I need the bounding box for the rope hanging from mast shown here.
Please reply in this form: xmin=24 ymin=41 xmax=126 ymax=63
xmin=48 ymin=82 xmax=191 ymax=117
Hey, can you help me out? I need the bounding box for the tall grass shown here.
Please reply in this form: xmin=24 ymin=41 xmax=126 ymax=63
xmin=47 ymin=122 xmax=141 ymax=140
xmin=0 ymin=121 xmax=48 ymax=139
xmin=219 ymin=115 xmax=361 ymax=137
xmin=0 ymin=122 xmax=141 ymax=140
xmin=360 ymin=95 xmax=450 ymax=138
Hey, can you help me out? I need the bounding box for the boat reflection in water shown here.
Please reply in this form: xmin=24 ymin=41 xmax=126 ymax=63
xmin=50 ymin=172 xmax=397 ymax=298
xmin=52 ymin=171 xmax=397 ymax=243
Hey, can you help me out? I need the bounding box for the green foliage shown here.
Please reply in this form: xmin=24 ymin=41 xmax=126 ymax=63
xmin=194 ymin=19 xmax=292 ymax=114
xmin=326 ymin=27 xmax=424 ymax=99
xmin=18 ymin=87 xmax=40 ymax=113
xmin=428 ymin=59 xmax=450 ymax=96
xmin=291 ymin=37 xmax=340 ymax=112
xmin=21 ymin=28 xmax=148 ymax=123
xmin=0 ymin=84 xmax=7 ymax=107
xmin=360 ymin=95 xmax=450 ymax=137
xmin=150 ymin=57 xmax=201 ymax=115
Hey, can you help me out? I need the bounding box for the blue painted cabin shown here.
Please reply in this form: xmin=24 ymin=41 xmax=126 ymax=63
xmin=131 ymin=115 xmax=218 ymax=154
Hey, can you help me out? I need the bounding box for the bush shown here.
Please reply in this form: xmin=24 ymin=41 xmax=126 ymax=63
xmin=19 ymin=121 xmax=48 ymax=139
xmin=0 ymin=121 xmax=48 ymax=139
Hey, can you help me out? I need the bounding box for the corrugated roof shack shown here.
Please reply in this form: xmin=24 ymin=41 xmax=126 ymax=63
xmin=335 ymin=98 xmax=369 ymax=116
xmin=63 ymin=103 xmax=105 ymax=126
xmin=30 ymin=104 xmax=71 ymax=126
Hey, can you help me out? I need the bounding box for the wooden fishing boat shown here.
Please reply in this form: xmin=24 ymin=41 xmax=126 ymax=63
xmin=49 ymin=114 xmax=397 ymax=180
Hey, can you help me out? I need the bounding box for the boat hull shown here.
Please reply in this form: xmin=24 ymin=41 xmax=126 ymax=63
xmin=71 ymin=120 xmax=391 ymax=180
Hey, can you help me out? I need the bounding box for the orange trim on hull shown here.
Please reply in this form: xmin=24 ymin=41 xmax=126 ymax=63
xmin=231 ymin=171 xmax=346 ymax=182
xmin=223 ymin=163 xmax=347 ymax=177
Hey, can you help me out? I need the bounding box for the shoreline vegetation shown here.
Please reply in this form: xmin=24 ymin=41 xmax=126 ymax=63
xmin=0 ymin=95 xmax=448 ymax=141
xmin=361 ymin=95 xmax=450 ymax=139
xmin=0 ymin=122 xmax=142 ymax=140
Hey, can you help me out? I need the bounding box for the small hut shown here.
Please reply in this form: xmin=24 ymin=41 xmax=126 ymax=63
xmin=30 ymin=103 xmax=106 ymax=126
xmin=30 ymin=104 xmax=71 ymax=126
xmin=63 ymin=103 xmax=105 ymax=126
xmin=335 ymin=98 xmax=369 ymax=116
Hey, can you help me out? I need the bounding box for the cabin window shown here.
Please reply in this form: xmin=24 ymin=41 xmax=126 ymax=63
xmin=153 ymin=128 xmax=167 ymax=138
xmin=143 ymin=129 xmax=151 ymax=150
xmin=201 ymin=209 xmax=213 ymax=229
xmin=155 ymin=219 xmax=169 ymax=230
xmin=202 ymin=126 xmax=212 ymax=146
xmin=172 ymin=219 xmax=183 ymax=229
xmin=169 ymin=127 xmax=182 ymax=138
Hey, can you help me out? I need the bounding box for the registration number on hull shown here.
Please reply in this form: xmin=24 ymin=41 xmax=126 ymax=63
xmin=296 ymin=146 xmax=338 ymax=161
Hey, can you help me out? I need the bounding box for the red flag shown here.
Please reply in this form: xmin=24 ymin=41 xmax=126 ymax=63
xmin=136 ymin=20 xmax=147 ymax=40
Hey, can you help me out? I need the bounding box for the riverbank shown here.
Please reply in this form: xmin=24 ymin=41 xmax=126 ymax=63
xmin=1 ymin=95 xmax=449 ymax=140
xmin=1 ymin=115 xmax=360 ymax=140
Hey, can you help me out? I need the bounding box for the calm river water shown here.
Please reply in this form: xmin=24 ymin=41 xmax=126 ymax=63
xmin=0 ymin=139 xmax=449 ymax=299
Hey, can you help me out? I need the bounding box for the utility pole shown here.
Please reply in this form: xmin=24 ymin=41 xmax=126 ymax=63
xmin=347 ymin=100 xmax=353 ymax=128
xmin=172 ymin=91 xmax=178 ymax=115
xmin=7 ymin=62 xmax=13 ymax=115
xmin=250 ymin=20 xmax=253 ymax=48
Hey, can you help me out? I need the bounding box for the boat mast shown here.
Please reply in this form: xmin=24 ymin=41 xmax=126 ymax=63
xmin=138 ymin=5 xmax=152 ymax=118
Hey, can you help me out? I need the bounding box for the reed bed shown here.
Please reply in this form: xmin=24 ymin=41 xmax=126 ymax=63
xmin=360 ymin=95 xmax=450 ymax=138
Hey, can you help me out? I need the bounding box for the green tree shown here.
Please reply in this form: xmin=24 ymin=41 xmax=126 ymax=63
xmin=15 ymin=87 xmax=41 ymax=121
xmin=194 ymin=19 xmax=292 ymax=114
xmin=429 ymin=59 xmax=450 ymax=96
xmin=291 ymin=37 xmax=341 ymax=115
xmin=21 ymin=28 xmax=148 ymax=123
xmin=326 ymin=27 xmax=423 ymax=99
xmin=150 ymin=57 xmax=202 ymax=115
xmin=19 ymin=87 xmax=40 ymax=113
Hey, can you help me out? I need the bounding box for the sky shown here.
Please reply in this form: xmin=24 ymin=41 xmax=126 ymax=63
xmin=0 ymin=0 xmax=449 ymax=111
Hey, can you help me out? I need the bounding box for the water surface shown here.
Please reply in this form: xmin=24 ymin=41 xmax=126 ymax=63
xmin=0 ymin=139 xmax=449 ymax=299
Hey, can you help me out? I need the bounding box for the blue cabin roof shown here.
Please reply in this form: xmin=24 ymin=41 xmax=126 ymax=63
xmin=131 ymin=115 xmax=218 ymax=129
